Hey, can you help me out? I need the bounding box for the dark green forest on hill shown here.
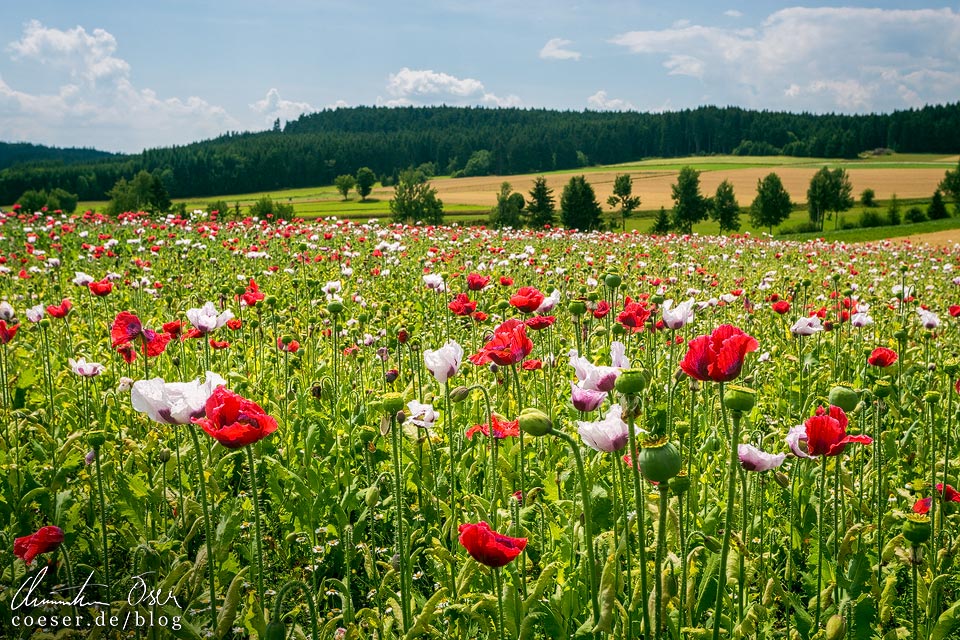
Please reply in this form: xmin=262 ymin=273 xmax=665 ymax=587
xmin=2 ymin=103 xmax=959 ymax=204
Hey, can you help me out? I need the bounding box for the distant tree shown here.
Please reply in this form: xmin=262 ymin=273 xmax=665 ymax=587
xmin=650 ymin=206 xmax=672 ymax=234
xmin=489 ymin=182 xmax=524 ymax=228
xmin=461 ymin=150 xmax=493 ymax=177
xmin=107 ymin=171 xmax=169 ymax=215
xmin=334 ymin=174 xmax=356 ymax=200
xmin=940 ymin=159 xmax=960 ymax=213
xmin=928 ymin=189 xmax=950 ymax=220
xmin=749 ymin=173 xmax=793 ymax=235
xmin=355 ymin=167 xmax=376 ymax=201
xmin=887 ymin=194 xmax=901 ymax=225
xmin=807 ymin=167 xmax=853 ymax=231
xmin=905 ymin=206 xmax=927 ymax=223
xmin=17 ymin=189 xmax=49 ymax=213
xmin=860 ymin=188 xmax=876 ymax=207
xmin=526 ymin=176 xmax=556 ymax=228
xmin=207 ymin=200 xmax=231 ymax=217
xmin=606 ymin=174 xmax=641 ymax=232
xmin=44 ymin=188 xmax=78 ymax=213
xmin=710 ymin=179 xmax=740 ymax=233
xmin=249 ymin=195 xmax=295 ymax=219
xmin=560 ymin=175 xmax=602 ymax=231
xmin=670 ymin=166 xmax=709 ymax=234
xmin=416 ymin=162 xmax=437 ymax=179
xmin=390 ymin=169 xmax=443 ymax=225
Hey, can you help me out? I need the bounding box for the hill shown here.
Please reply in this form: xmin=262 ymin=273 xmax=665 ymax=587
xmin=0 ymin=141 xmax=116 ymax=171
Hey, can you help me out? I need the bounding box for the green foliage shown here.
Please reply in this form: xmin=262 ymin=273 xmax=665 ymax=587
xmin=750 ymin=173 xmax=792 ymax=234
xmin=906 ymin=205 xmax=927 ymax=223
xmin=650 ymin=206 xmax=672 ymax=234
xmin=249 ymin=195 xmax=295 ymax=219
xmin=334 ymin=174 xmax=356 ymax=200
xmin=928 ymin=189 xmax=950 ymax=220
xmin=670 ymin=166 xmax=709 ymax=234
xmin=355 ymin=167 xmax=376 ymax=201
xmin=107 ymin=170 xmax=170 ymax=215
xmin=732 ymin=139 xmax=781 ymax=156
xmin=710 ymin=179 xmax=740 ymax=233
xmin=859 ymin=209 xmax=885 ymax=228
xmin=16 ymin=187 xmax=78 ymax=214
xmin=389 ymin=170 xmax=443 ymax=224
xmin=940 ymin=158 xmax=960 ymax=205
xmin=888 ymin=194 xmax=901 ymax=225
xmin=807 ymin=167 xmax=854 ymax=231
xmin=16 ymin=189 xmax=49 ymax=213
xmin=526 ymin=176 xmax=556 ymax=228
xmin=560 ymin=175 xmax=602 ymax=230
xmin=860 ymin=188 xmax=876 ymax=207
xmin=207 ymin=199 xmax=231 ymax=217
xmin=606 ymin=174 xmax=641 ymax=232
xmin=490 ymin=182 xmax=524 ymax=228
xmin=460 ymin=149 xmax=493 ymax=177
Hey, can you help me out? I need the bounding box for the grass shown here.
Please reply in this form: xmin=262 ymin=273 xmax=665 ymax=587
xmin=790 ymin=215 xmax=960 ymax=243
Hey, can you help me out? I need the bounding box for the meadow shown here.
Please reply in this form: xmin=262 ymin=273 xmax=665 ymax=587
xmin=2 ymin=203 xmax=960 ymax=639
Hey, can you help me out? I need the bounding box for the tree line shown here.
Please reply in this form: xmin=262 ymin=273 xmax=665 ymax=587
xmin=3 ymin=103 xmax=960 ymax=204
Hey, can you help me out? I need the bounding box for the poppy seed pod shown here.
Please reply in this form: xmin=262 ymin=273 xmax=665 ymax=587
xmin=518 ymin=408 xmax=553 ymax=437
xmin=945 ymin=359 xmax=960 ymax=376
xmin=924 ymin=391 xmax=941 ymax=405
xmin=639 ymin=437 xmax=682 ymax=483
xmin=722 ymin=385 xmax=757 ymax=413
xmin=873 ymin=380 xmax=893 ymax=398
xmin=87 ymin=432 xmax=105 ymax=448
xmin=650 ymin=294 xmax=665 ymax=305
xmin=902 ymin=514 xmax=931 ymax=545
xmin=615 ymin=368 xmax=649 ymax=394
xmin=828 ymin=385 xmax=859 ymax=412
xmin=604 ymin=273 xmax=622 ymax=289
xmin=326 ymin=301 xmax=344 ymax=315
xmin=825 ymin=615 xmax=846 ymax=640
xmin=265 ymin=621 xmax=287 ymax=640
xmin=382 ymin=392 xmax=405 ymax=415
xmin=669 ymin=470 xmax=690 ymax=496
xmin=568 ymin=300 xmax=587 ymax=316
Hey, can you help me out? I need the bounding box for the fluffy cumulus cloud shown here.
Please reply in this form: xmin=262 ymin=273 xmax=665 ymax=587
xmin=0 ymin=20 xmax=237 ymax=152
xmin=610 ymin=7 xmax=960 ymax=112
xmin=382 ymin=67 xmax=520 ymax=108
xmin=250 ymin=88 xmax=315 ymax=126
xmin=539 ymin=38 xmax=581 ymax=61
xmin=587 ymin=90 xmax=635 ymax=111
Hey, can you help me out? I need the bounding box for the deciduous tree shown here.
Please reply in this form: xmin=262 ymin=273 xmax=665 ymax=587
xmin=670 ymin=166 xmax=709 ymax=234
xmin=749 ymin=173 xmax=792 ymax=235
xmin=390 ymin=170 xmax=443 ymax=225
xmin=355 ymin=167 xmax=376 ymax=201
xmin=606 ymin=173 xmax=641 ymax=232
xmin=334 ymin=174 xmax=356 ymax=200
xmin=710 ymin=179 xmax=740 ymax=233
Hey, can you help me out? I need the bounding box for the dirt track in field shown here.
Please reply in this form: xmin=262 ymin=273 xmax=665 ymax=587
xmin=412 ymin=166 xmax=948 ymax=211
xmin=884 ymin=229 xmax=960 ymax=247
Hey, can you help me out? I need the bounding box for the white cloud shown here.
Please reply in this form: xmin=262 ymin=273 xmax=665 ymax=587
xmin=1 ymin=20 xmax=237 ymax=152
xmin=724 ymin=10 xmax=743 ymax=18
xmin=539 ymin=38 xmax=581 ymax=61
xmin=587 ymin=90 xmax=635 ymax=111
xmin=610 ymin=7 xmax=960 ymax=113
xmin=250 ymin=88 xmax=314 ymax=125
xmin=385 ymin=67 xmax=520 ymax=108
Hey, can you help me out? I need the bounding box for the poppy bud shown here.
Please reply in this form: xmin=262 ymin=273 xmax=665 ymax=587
xmin=385 ymin=369 xmax=399 ymax=383
xmin=700 ymin=432 xmax=721 ymax=453
xmin=873 ymin=380 xmax=893 ymax=398
xmin=327 ymin=301 xmax=344 ymax=315
xmin=604 ymin=273 xmax=622 ymax=289
xmin=449 ymin=386 xmax=472 ymax=403
xmin=496 ymin=300 xmax=510 ymax=311
xmin=518 ymin=408 xmax=553 ymax=437
xmin=825 ymin=614 xmax=846 ymax=640
xmin=395 ymin=410 xmax=406 ymax=424
xmin=159 ymin=448 xmax=171 ymax=463
xmin=650 ymin=294 xmax=665 ymax=305
xmin=365 ymin=485 xmax=380 ymax=508
xmin=902 ymin=514 xmax=931 ymax=545
xmin=615 ymin=368 xmax=648 ymax=394
xmin=171 ymin=356 xmax=181 ymax=368
xmin=669 ymin=470 xmax=690 ymax=496
xmin=265 ymin=621 xmax=287 ymax=640
xmin=924 ymin=391 xmax=941 ymax=405
xmin=722 ymin=385 xmax=757 ymax=413
xmin=893 ymin=329 xmax=908 ymax=341
xmin=828 ymin=385 xmax=859 ymax=412
xmin=382 ymin=392 xmax=405 ymax=414
xmin=639 ymin=437 xmax=682 ymax=483
xmin=945 ymin=359 xmax=960 ymax=376
xmin=39 ymin=318 xmax=51 ymax=328
xmin=568 ymin=301 xmax=587 ymax=316
xmin=774 ymin=471 xmax=790 ymax=488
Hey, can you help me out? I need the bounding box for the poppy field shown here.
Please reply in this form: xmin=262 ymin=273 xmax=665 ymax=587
xmin=3 ymin=207 xmax=960 ymax=640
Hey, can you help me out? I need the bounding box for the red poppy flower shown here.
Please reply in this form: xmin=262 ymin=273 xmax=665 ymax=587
xmin=617 ymin=301 xmax=651 ymax=333
xmin=592 ymin=300 xmax=611 ymax=319
xmin=867 ymin=347 xmax=898 ymax=368
xmin=679 ymin=324 xmax=758 ymax=383
xmin=950 ymin=305 xmax=960 ymax=318
xmin=937 ymin=483 xmax=960 ymax=502
xmin=116 ymin=342 xmax=136 ymax=363
xmin=471 ymin=311 xmax=489 ymax=323
xmin=111 ymin=311 xmax=171 ymax=358
xmin=525 ymin=315 xmax=555 ymax=331
xmin=46 ymin=299 xmax=72 ymax=318
xmin=498 ymin=276 xmax=514 ymax=286
xmin=914 ymin=498 xmax=932 ymax=514
xmin=772 ymin=301 xmax=791 ymax=315
xmin=278 ymin=337 xmax=300 ymax=353
xmin=240 ymin=279 xmax=265 ymax=307
xmin=448 ymin=293 xmax=477 ymax=316
xmin=795 ymin=406 xmax=873 ymax=457
xmin=209 ymin=338 xmax=230 ymax=350
xmin=88 ymin=279 xmax=113 ymax=296
xmin=467 ymin=273 xmax=491 ymax=291
xmin=14 ymin=525 xmax=64 ymax=565
xmin=465 ymin=414 xmax=521 ymax=439
xmin=510 ymin=286 xmax=545 ymax=313
xmin=0 ymin=320 xmax=18 ymax=345
xmin=226 ymin=318 xmax=242 ymax=331
xmin=469 ymin=319 xmax=533 ymax=367
xmin=162 ymin=320 xmax=184 ymax=337
xmin=522 ymin=359 xmax=543 ymax=371
xmin=458 ymin=521 xmax=527 ymax=568
xmin=193 ymin=386 xmax=278 ymax=449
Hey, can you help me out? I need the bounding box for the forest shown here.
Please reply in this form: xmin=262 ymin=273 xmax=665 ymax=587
xmin=1 ymin=102 xmax=959 ymax=204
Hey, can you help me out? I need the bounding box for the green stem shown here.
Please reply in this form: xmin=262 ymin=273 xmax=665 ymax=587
xmin=655 ymin=484 xmax=670 ymax=634
xmin=711 ymin=392 xmax=739 ymax=640
xmin=815 ymin=455 xmax=827 ymax=631
xmin=271 ymin=579 xmax=320 ymax=640
xmin=94 ymin=447 xmax=110 ymax=602
xmin=446 ymin=382 xmax=458 ymax=599
xmin=246 ymin=445 xmax=266 ymax=607
xmin=188 ymin=425 xmax=218 ymax=629
xmin=625 ymin=400 xmax=651 ymax=640
xmin=390 ymin=415 xmax=411 ymax=633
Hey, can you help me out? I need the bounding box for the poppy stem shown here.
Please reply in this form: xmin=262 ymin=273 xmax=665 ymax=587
xmin=93 ymin=446 xmax=110 ymax=602
xmin=494 ymin=568 xmax=506 ymax=640
xmin=712 ymin=386 xmax=738 ymax=640
xmin=246 ymin=445 xmax=266 ymax=607
xmin=655 ymin=483 xmax=670 ymax=634
xmin=553 ymin=430 xmax=600 ymax=632
xmin=815 ymin=454 xmax=827 ymax=631
xmin=625 ymin=400 xmax=651 ymax=640
xmin=271 ymin=579 xmax=320 ymax=640
xmin=389 ymin=414 xmax=411 ymax=633
xmin=188 ymin=424 xmax=218 ymax=630
xmin=446 ymin=382 xmax=458 ymax=600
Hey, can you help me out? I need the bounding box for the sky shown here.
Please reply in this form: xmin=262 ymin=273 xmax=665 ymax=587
xmin=1 ymin=1 xmax=959 ymax=153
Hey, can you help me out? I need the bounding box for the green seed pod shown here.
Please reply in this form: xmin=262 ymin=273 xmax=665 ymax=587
xmin=893 ymin=329 xmax=908 ymax=341
xmin=382 ymin=392 xmax=405 ymax=415
xmin=234 ymin=285 xmax=247 ymax=296
xmin=650 ymin=294 xmax=665 ymax=305
xmin=327 ymin=301 xmax=344 ymax=315
xmin=265 ymin=295 xmax=277 ymax=307
xmin=825 ymin=614 xmax=846 ymax=640
xmin=669 ymin=470 xmax=690 ymax=496
xmin=568 ymin=300 xmax=587 ymax=316
xmin=518 ymin=408 xmax=553 ymax=437
xmin=604 ymin=273 xmax=622 ymax=289
xmin=702 ymin=535 xmax=722 ymax=553
xmin=615 ymin=368 xmax=649 ymax=394
xmin=638 ymin=437 xmax=682 ymax=483
xmin=828 ymin=385 xmax=859 ymax=412
xmin=87 ymin=432 xmax=105 ymax=448
xmin=265 ymin=621 xmax=287 ymax=640
xmin=902 ymin=514 xmax=931 ymax=545
xmin=612 ymin=324 xmax=626 ymax=336
xmin=945 ymin=359 xmax=960 ymax=377
xmin=924 ymin=391 xmax=941 ymax=405
xmin=158 ymin=448 xmax=171 ymax=463
xmin=873 ymin=380 xmax=892 ymax=398
xmin=700 ymin=432 xmax=722 ymax=453
xmin=586 ymin=290 xmax=600 ymax=302
xmin=723 ymin=385 xmax=757 ymax=413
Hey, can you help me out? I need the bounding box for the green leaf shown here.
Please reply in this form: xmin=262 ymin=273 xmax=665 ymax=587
xmin=931 ymin=599 xmax=960 ymax=640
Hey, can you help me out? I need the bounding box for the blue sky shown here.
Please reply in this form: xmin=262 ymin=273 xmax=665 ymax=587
xmin=1 ymin=1 xmax=958 ymax=153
